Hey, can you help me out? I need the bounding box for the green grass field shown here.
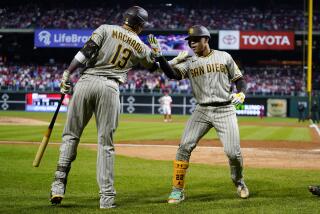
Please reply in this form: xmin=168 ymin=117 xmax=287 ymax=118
xmin=0 ymin=111 xmax=318 ymax=213
xmin=1 ymin=144 xmax=320 ymax=214
xmin=0 ymin=111 xmax=312 ymax=143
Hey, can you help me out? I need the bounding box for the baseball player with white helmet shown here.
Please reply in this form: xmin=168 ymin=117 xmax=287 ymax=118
xmin=50 ymin=6 xmax=165 ymax=209
xmin=148 ymin=25 xmax=249 ymax=204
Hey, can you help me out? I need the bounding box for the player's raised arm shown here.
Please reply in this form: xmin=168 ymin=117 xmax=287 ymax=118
xmin=147 ymin=34 xmax=188 ymax=80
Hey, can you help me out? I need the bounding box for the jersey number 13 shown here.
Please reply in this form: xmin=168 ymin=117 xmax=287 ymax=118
xmin=109 ymin=44 xmax=132 ymax=69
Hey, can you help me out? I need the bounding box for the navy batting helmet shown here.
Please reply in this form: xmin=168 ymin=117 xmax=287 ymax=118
xmin=185 ymin=25 xmax=211 ymax=40
xmin=123 ymin=6 xmax=150 ymax=28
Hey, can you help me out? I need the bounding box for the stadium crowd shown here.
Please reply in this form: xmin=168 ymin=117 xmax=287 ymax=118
xmin=244 ymin=65 xmax=306 ymax=95
xmin=1 ymin=62 xmax=317 ymax=95
xmin=1 ymin=5 xmax=319 ymax=30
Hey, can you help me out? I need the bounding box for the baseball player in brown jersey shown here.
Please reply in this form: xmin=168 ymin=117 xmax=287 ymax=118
xmin=148 ymin=25 xmax=249 ymax=204
xmin=50 ymin=6 xmax=159 ymax=209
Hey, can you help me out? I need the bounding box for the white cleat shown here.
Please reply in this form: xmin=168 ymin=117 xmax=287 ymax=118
xmin=237 ymin=181 xmax=249 ymax=199
xmin=100 ymin=204 xmax=116 ymax=209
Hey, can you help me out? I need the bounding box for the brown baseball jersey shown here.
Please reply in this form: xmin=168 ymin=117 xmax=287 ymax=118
xmin=173 ymin=50 xmax=243 ymax=104
xmin=84 ymin=24 xmax=155 ymax=83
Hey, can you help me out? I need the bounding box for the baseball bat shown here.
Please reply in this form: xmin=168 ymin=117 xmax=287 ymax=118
xmin=33 ymin=94 xmax=65 ymax=167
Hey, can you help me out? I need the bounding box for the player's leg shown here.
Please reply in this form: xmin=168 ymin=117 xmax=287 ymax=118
xmin=94 ymin=78 xmax=120 ymax=209
xmin=168 ymin=106 xmax=212 ymax=203
xmin=298 ymin=112 xmax=302 ymax=122
xmin=168 ymin=106 xmax=172 ymax=122
xmin=51 ymin=75 xmax=95 ymax=204
xmin=163 ymin=106 xmax=168 ymax=122
xmin=213 ymin=105 xmax=249 ymax=199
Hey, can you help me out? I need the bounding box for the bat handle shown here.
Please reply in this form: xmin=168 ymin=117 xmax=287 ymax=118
xmin=49 ymin=94 xmax=65 ymax=129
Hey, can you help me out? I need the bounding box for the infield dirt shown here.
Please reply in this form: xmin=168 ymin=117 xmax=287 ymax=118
xmin=1 ymin=117 xmax=319 ymax=169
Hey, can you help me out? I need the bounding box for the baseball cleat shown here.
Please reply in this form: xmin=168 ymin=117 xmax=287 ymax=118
xmin=50 ymin=194 xmax=64 ymax=205
xmin=168 ymin=190 xmax=185 ymax=204
xmin=100 ymin=204 xmax=117 ymax=209
xmin=309 ymin=185 xmax=320 ymax=196
xmin=236 ymin=181 xmax=249 ymax=199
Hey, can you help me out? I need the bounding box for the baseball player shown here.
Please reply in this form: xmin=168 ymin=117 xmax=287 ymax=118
xmin=159 ymin=91 xmax=173 ymax=122
xmin=50 ymin=6 xmax=161 ymax=209
xmin=148 ymin=25 xmax=249 ymax=204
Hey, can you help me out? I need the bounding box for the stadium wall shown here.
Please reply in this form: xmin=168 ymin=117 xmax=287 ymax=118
xmin=0 ymin=91 xmax=316 ymax=118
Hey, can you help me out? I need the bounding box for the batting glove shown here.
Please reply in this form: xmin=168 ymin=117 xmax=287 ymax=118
xmin=148 ymin=34 xmax=162 ymax=58
xmin=230 ymin=92 xmax=245 ymax=105
xmin=60 ymin=70 xmax=72 ymax=94
xmin=169 ymin=51 xmax=189 ymax=66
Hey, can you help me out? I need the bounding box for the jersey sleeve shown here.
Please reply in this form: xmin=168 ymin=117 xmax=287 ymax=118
xmin=90 ymin=25 xmax=107 ymax=47
xmin=172 ymin=61 xmax=189 ymax=79
xmin=225 ymin=52 xmax=243 ymax=82
xmin=138 ymin=44 xmax=156 ymax=69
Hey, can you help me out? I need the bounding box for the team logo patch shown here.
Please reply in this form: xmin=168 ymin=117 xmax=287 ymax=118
xmin=189 ymin=28 xmax=194 ymax=35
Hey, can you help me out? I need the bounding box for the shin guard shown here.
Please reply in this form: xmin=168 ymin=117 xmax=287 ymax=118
xmin=172 ymin=160 xmax=189 ymax=189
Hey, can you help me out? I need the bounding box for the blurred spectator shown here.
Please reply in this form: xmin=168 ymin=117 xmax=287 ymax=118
xmin=297 ymin=102 xmax=306 ymax=122
xmin=0 ymin=5 xmax=319 ymax=30
xmin=311 ymin=101 xmax=319 ymax=124
xmin=0 ymin=63 xmax=318 ymax=95
xmin=243 ymin=65 xmax=305 ymax=95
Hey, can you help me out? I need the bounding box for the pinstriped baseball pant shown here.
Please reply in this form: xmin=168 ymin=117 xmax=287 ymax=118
xmin=51 ymin=74 xmax=120 ymax=206
xmin=176 ymin=104 xmax=243 ymax=185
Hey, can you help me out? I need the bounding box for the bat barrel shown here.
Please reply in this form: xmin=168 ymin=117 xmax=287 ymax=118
xmin=33 ymin=129 xmax=52 ymax=167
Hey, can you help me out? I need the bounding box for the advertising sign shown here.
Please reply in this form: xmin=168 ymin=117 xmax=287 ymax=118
xmin=34 ymin=29 xmax=191 ymax=55
xmin=240 ymin=31 xmax=294 ymax=50
xmin=218 ymin=30 xmax=240 ymax=50
xmin=140 ymin=34 xmax=191 ymax=56
xmin=219 ymin=31 xmax=294 ymax=50
xmin=26 ymin=93 xmax=71 ymax=112
xmin=34 ymin=29 xmax=92 ymax=48
xmin=267 ymin=99 xmax=287 ymax=117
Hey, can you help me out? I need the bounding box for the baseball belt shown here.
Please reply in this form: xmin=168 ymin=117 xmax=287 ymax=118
xmin=200 ymin=101 xmax=231 ymax=107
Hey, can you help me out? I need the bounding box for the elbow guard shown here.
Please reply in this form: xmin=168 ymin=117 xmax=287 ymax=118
xmin=75 ymin=39 xmax=99 ymax=64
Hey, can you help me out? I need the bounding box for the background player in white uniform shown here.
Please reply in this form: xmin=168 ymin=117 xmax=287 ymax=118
xmin=50 ymin=6 xmax=159 ymax=209
xmin=159 ymin=91 xmax=173 ymax=122
xmin=148 ymin=25 xmax=249 ymax=204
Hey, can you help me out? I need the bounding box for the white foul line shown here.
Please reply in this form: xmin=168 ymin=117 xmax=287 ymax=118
xmin=310 ymin=123 xmax=320 ymax=136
